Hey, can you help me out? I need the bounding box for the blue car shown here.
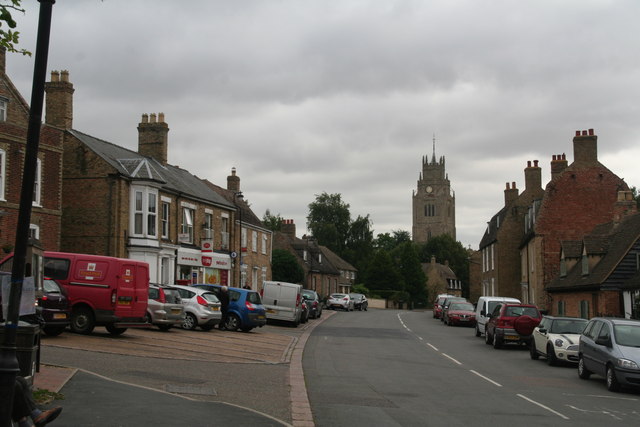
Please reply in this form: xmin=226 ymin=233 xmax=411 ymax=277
xmin=192 ymin=284 xmax=267 ymax=332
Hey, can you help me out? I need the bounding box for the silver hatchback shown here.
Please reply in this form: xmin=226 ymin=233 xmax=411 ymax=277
xmin=146 ymin=284 xmax=185 ymax=331
xmin=578 ymin=317 xmax=640 ymax=392
xmin=172 ymin=284 xmax=222 ymax=331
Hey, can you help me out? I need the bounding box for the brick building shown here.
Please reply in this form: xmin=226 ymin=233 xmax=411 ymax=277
xmin=478 ymin=161 xmax=545 ymax=301
xmin=421 ymin=255 xmax=462 ymax=299
xmin=204 ymin=168 xmax=273 ymax=291
xmin=0 ymin=49 xmax=64 ymax=254
xmin=547 ymin=201 xmax=639 ymax=319
xmin=520 ymin=129 xmax=629 ymax=312
xmin=45 ymin=71 xmax=241 ymax=285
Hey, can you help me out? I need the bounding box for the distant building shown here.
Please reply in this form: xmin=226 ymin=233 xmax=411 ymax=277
xmin=412 ymin=137 xmax=456 ymax=243
xmin=421 ymin=256 xmax=462 ymax=300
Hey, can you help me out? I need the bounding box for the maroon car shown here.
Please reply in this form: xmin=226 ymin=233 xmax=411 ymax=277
xmin=485 ymin=303 xmax=542 ymax=349
xmin=443 ymin=301 xmax=476 ymax=327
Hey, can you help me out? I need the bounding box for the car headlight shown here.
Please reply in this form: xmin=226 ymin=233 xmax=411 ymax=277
xmin=554 ymin=339 xmax=564 ymax=347
xmin=616 ymin=359 xmax=640 ymax=370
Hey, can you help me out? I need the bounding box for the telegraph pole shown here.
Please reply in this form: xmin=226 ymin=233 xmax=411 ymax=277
xmin=0 ymin=1 xmax=55 ymax=425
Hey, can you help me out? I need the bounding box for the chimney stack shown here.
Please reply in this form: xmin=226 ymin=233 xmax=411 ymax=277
xmin=281 ymin=219 xmax=297 ymax=239
xmin=551 ymin=153 xmax=568 ymax=180
xmin=573 ymin=129 xmax=598 ymax=165
xmin=137 ymin=112 xmax=169 ymax=164
xmin=227 ymin=167 xmax=240 ymax=192
xmin=524 ymin=160 xmax=542 ymax=191
xmin=612 ymin=190 xmax=637 ymax=224
xmin=45 ymin=70 xmax=75 ymax=129
xmin=504 ymin=181 xmax=519 ymax=206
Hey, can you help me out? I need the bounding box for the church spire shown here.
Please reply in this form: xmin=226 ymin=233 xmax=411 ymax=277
xmin=431 ymin=133 xmax=436 ymax=164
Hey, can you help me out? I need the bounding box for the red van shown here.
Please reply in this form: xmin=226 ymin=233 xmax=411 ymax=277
xmin=1 ymin=252 xmax=149 ymax=335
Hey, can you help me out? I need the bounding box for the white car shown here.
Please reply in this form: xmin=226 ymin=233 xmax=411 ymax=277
xmin=172 ymin=285 xmax=222 ymax=331
xmin=327 ymin=293 xmax=354 ymax=311
xmin=530 ymin=316 xmax=588 ymax=365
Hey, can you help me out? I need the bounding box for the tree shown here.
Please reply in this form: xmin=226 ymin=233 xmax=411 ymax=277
xmin=342 ymin=214 xmax=374 ymax=281
xmin=374 ymin=230 xmax=411 ymax=252
xmin=364 ymin=250 xmax=403 ymax=298
xmin=1 ymin=1 xmax=30 ymax=56
xmin=271 ymin=249 xmax=305 ymax=284
xmin=395 ymin=242 xmax=427 ymax=308
xmin=306 ymin=192 xmax=351 ymax=255
xmin=262 ymin=209 xmax=283 ymax=232
xmin=419 ymin=234 xmax=470 ymax=297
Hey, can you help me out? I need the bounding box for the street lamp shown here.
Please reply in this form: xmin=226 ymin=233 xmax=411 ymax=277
xmin=235 ymin=191 xmax=243 ymax=288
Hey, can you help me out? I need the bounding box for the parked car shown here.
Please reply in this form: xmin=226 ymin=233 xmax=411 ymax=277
xmin=172 ymin=285 xmax=221 ymax=331
xmin=301 ymin=289 xmax=322 ymax=319
xmin=146 ymin=284 xmax=185 ymax=331
xmin=578 ymin=317 xmax=640 ymax=392
xmin=193 ymin=284 xmax=267 ymax=332
xmin=530 ymin=316 xmax=588 ymax=365
xmin=474 ymin=296 xmax=521 ymax=337
xmin=300 ymin=300 xmax=310 ymax=323
xmin=443 ymin=301 xmax=476 ymax=327
xmin=0 ymin=272 xmax=70 ymax=336
xmin=440 ymin=296 xmax=467 ymax=322
xmin=349 ymin=293 xmax=368 ymax=311
xmin=485 ymin=303 xmax=542 ymax=349
xmin=433 ymin=294 xmax=455 ymax=319
xmin=327 ymin=293 xmax=354 ymax=311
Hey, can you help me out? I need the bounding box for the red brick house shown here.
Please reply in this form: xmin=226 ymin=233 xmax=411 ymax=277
xmin=547 ymin=202 xmax=640 ymax=319
xmin=0 ymin=49 xmax=64 ymax=254
xmin=520 ymin=129 xmax=629 ymax=312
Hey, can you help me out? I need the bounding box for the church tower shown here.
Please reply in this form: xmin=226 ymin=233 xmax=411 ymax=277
xmin=412 ymin=136 xmax=456 ymax=244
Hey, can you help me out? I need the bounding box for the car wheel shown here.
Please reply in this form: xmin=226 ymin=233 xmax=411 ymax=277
xmin=493 ymin=333 xmax=503 ymax=349
xmin=529 ymin=341 xmax=539 ymax=360
xmin=105 ymin=324 xmax=127 ymax=336
xmin=182 ymin=313 xmax=198 ymax=330
xmin=606 ymin=365 xmax=621 ymax=392
xmin=226 ymin=313 xmax=241 ymax=331
xmin=475 ymin=325 xmax=481 ymax=337
xmin=546 ymin=343 xmax=558 ymax=366
xmin=70 ymin=307 xmax=95 ymax=335
xmin=578 ymin=355 xmax=592 ymax=379
xmin=43 ymin=326 xmax=66 ymax=336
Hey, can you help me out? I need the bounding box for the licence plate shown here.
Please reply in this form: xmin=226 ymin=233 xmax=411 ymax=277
xmin=211 ymin=307 xmax=219 ymax=311
xmin=171 ymin=308 xmax=182 ymax=314
xmin=267 ymin=309 xmax=276 ymax=314
xmin=459 ymin=318 xmax=469 ymax=321
xmin=118 ymin=300 xmax=131 ymax=305
xmin=258 ymin=315 xmax=266 ymax=320
xmin=505 ymin=335 xmax=520 ymax=341
xmin=53 ymin=313 xmax=67 ymax=319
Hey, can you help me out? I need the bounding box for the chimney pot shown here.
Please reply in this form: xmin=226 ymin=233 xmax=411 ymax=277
xmin=576 ymin=130 xmax=581 ymax=136
xmin=582 ymin=130 xmax=587 ymax=136
xmin=533 ymin=160 xmax=538 ymax=167
xmin=588 ymin=128 xmax=594 ymax=136
xmin=158 ymin=112 xmax=165 ymax=123
xmin=141 ymin=113 xmax=148 ymax=123
xmin=150 ymin=113 xmax=157 ymax=123
xmin=527 ymin=160 xmax=531 ymax=167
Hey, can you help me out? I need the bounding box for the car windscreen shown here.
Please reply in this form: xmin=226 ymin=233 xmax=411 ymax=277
xmin=550 ymin=319 xmax=588 ymax=334
xmin=505 ymin=306 xmax=539 ymax=317
xmin=613 ymin=324 xmax=640 ymax=347
xmin=449 ymin=303 xmax=473 ymax=311
xmin=246 ymin=291 xmax=262 ymax=304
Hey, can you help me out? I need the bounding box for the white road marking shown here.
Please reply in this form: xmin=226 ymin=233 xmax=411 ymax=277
xmin=563 ymin=393 xmax=638 ymax=401
xmin=517 ymin=394 xmax=569 ymax=420
xmin=469 ymin=370 xmax=502 ymax=387
xmin=427 ymin=343 xmax=439 ymax=351
xmin=441 ymin=353 xmax=462 ymax=365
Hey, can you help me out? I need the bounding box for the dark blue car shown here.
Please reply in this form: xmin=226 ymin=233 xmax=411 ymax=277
xmin=192 ymin=284 xmax=267 ymax=332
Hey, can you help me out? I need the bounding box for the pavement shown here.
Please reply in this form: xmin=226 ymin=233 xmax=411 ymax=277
xmin=30 ymin=311 xmax=334 ymax=427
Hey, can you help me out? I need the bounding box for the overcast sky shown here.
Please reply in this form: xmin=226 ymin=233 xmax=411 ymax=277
xmin=8 ymin=0 xmax=640 ymax=249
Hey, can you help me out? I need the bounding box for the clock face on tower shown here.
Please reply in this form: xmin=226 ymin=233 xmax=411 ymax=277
xmin=426 ymin=186 xmax=433 ymax=193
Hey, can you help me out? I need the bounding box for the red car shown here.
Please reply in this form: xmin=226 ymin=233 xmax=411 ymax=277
xmin=433 ymin=294 xmax=456 ymax=319
xmin=485 ymin=303 xmax=542 ymax=349
xmin=443 ymin=301 xmax=476 ymax=327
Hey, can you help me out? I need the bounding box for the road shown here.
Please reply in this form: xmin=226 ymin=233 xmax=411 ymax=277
xmin=304 ymin=309 xmax=640 ymax=426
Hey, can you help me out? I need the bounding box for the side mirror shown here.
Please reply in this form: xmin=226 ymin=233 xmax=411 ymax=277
xmin=480 ymin=310 xmax=486 ymax=316
xmin=539 ymin=328 xmax=547 ymax=334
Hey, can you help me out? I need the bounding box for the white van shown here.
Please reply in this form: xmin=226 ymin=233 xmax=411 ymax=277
xmin=261 ymin=281 xmax=303 ymax=326
xmin=474 ymin=296 xmax=520 ymax=337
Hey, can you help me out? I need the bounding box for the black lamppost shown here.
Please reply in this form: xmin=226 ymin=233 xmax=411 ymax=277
xmin=235 ymin=191 xmax=243 ymax=287
xmin=0 ymin=2 xmax=55 ymax=425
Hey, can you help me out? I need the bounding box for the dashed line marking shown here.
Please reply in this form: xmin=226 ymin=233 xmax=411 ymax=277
xmin=518 ymin=394 xmax=569 ymax=420
xmin=441 ymin=353 xmax=462 ymax=365
xmin=469 ymin=370 xmax=502 ymax=387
